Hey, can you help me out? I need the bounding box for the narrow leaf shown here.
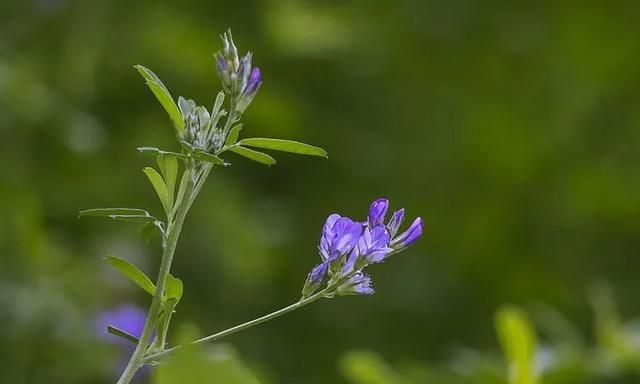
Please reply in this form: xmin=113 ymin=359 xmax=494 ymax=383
xmin=137 ymin=147 xmax=187 ymax=160
xmin=107 ymin=325 xmax=140 ymax=345
xmin=209 ymin=91 xmax=226 ymax=129
xmin=229 ymin=146 xmax=276 ymax=166
xmin=157 ymin=155 xmax=179 ymax=209
xmin=79 ymin=208 xmax=156 ymax=222
xmin=239 ymin=138 xmax=327 ymax=158
xmin=165 ymin=274 xmax=184 ymax=301
xmin=104 ymin=255 xmax=156 ymax=295
xmin=225 ymin=124 xmax=243 ymax=146
xmin=134 ymin=65 xmax=184 ymax=133
xmin=193 ymin=150 xmax=226 ymax=166
xmin=143 ymin=167 xmax=171 ymax=214
xmin=179 ymin=140 xmax=194 ymax=153
xmin=495 ymin=306 xmax=538 ymax=384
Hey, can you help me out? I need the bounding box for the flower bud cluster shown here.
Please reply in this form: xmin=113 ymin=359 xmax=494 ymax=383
xmin=215 ymin=30 xmax=262 ymax=114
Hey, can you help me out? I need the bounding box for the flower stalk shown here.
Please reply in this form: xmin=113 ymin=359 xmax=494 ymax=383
xmin=142 ymin=284 xmax=335 ymax=364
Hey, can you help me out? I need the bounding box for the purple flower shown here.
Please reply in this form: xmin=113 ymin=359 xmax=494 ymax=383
xmin=336 ymin=272 xmax=374 ymax=296
xmin=302 ymin=262 xmax=329 ymax=297
xmin=236 ymin=67 xmax=262 ymax=113
xmin=355 ymin=225 xmax=393 ymax=264
xmin=301 ymin=199 xmax=422 ymax=298
xmin=215 ymin=29 xmax=262 ymax=114
xmin=245 ymin=67 xmax=261 ymax=94
xmin=319 ymin=214 xmax=363 ymax=263
xmin=391 ymin=217 xmax=423 ymax=249
xmin=94 ymin=305 xmax=150 ymax=382
xmin=368 ymin=198 xmax=389 ymax=227
xmin=387 ymin=208 xmax=405 ymax=237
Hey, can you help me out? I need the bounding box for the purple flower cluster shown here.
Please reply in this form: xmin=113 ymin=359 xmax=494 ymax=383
xmin=302 ymin=198 xmax=423 ymax=297
xmin=214 ymin=30 xmax=262 ymax=113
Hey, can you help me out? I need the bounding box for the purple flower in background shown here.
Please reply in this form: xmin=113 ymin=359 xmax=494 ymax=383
xmin=94 ymin=305 xmax=149 ymax=382
xmin=95 ymin=304 xmax=146 ymax=345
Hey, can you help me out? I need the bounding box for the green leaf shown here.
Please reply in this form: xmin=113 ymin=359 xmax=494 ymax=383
xmin=225 ymin=124 xmax=243 ymax=146
xmin=137 ymin=147 xmax=187 ymax=160
xmin=165 ymin=274 xmax=184 ymax=301
xmin=104 ymin=255 xmax=156 ymax=296
xmin=143 ymin=167 xmax=171 ymax=214
xmin=229 ymin=146 xmax=276 ymax=166
xmin=495 ymin=306 xmax=538 ymax=384
xmin=193 ymin=150 xmax=226 ymax=166
xmin=154 ymin=338 xmax=262 ymax=384
xmin=239 ymin=138 xmax=327 ymax=158
xmin=79 ymin=208 xmax=156 ymax=222
xmin=210 ymin=91 xmax=226 ymax=129
xmin=340 ymin=350 xmax=405 ymax=384
xmin=157 ymin=155 xmax=179 ymax=209
xmin=107 ymin=325 xmax=140 ymax=345
xmin=134 ymin=65 xmax=184 ymax=133
xmin=179 ymin=140 xmax=194 ymax=153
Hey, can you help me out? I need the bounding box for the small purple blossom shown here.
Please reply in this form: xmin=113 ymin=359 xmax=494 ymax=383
xmin=387 ymin=208 xmax=405 ymax=237
xmin=355 ymin=225 xmax=393 ymax=264
xmin=236 ymin=67 xmax=262 ymax=113
xmin=391 ymin=217 xmax=423 ymax=249
xmin=319 ymin=214 xmax=362 ymax=263
xmin=301 ymin=262 xmax=329 ymax=297
xmin=368 ymin=198 xmax=389 ymax=227
xmin=336 ymin=272 xmax=374 ymax=296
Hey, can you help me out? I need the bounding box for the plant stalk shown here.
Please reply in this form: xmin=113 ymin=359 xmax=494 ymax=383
xmin=143 ymin=286 xmax=332 ymax=363
xmin=116 ymin=171 xmax=196 ymax=384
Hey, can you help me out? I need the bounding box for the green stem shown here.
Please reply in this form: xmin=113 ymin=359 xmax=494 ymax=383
xmin=116 ymin=170 xmax=196 ymax=384
xmin=142 ymin=286 xmax=332 ymax=364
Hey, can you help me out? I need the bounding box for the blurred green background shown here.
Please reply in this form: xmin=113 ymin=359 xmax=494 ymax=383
xmin=2 ymin=0 xmax=640 ymax=383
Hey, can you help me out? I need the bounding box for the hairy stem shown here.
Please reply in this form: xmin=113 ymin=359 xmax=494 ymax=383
xmin=116 ymin=170 xmax=196 ymax=384
xmin=143 ymin=286 xmax=332 ymax=363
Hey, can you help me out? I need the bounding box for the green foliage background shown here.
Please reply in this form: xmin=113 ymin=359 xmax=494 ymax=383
xmin=1 ymin=0 xmax=639 ymax=383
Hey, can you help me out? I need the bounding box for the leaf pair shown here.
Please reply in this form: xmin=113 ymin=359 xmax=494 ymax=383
xmin=103 ymin=256 xmax=184 ymax=345
xmin=104 ymin=255 xmax=183 ymax=301
xmin=225 ymin=137 xmax=328 ymax=166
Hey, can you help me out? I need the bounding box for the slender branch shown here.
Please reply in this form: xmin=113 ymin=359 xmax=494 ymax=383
xmin=142 ymin=286 xmax=332 ymax=364
xmin=116 ymin=169 xmax=196 ymax=384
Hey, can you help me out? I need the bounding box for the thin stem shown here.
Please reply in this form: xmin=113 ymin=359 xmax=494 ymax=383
xmin=116 ymin=169 xmax=196 ymax=384
xmin=142 ymin=286 xmax=332 ymax=364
